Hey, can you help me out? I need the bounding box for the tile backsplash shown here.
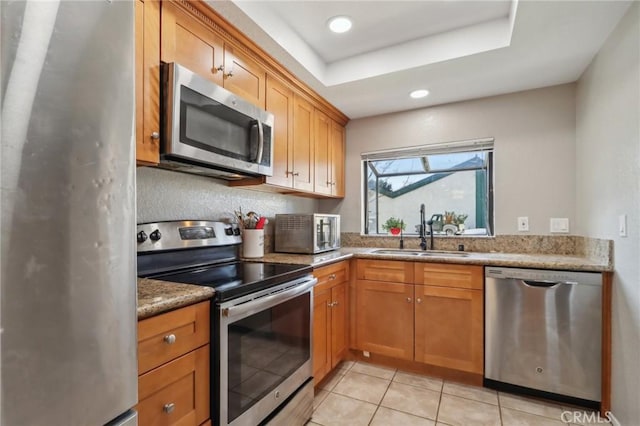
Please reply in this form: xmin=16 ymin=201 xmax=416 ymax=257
xmin=136 ymin=167 xmax=318 ymax=230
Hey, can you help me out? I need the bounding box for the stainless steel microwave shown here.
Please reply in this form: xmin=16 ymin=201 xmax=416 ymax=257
xmin=275 ymin=214 xmax=341 ymax=254
xmin=160 ymin=62 xmax=274 ymax=180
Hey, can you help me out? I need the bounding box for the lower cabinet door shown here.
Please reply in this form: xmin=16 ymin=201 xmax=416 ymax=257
xmin=137 ymin=345 xmax=210 ymax=426
xmin=414 ymin=285 xmax=483 ymax=374
xmin=330 ymin=282 xmax=347 ymax=368
xmin=313 ymin=287 xmax=332 ymax=385
xmin=355 ymin=280 xmax=414 ymax=360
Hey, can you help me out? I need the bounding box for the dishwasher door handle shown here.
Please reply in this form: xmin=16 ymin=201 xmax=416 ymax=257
xmin=521 ymin=279 xmax=577 ymax=288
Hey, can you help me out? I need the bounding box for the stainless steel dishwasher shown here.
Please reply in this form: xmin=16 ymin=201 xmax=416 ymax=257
xmin=484 ymin=267 xmax=602 ymax=407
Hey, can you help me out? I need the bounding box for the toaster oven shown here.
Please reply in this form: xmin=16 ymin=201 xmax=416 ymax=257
xmin=275 ymin=214 xmax=340 ymax=254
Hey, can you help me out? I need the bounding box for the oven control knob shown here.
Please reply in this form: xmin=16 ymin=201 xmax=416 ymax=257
xmin=233 ymin=228 xmax=241 ymax=236
xmin=225 ymin=227 xmax=234 ymax=236
xmin=150 ymin=229 xmax=162 ymax=241
xmin=137 ymin=231 xmax=148 ymax=243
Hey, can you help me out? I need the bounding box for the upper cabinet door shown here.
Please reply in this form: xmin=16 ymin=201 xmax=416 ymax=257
xmin=161 ymin=1 xmax=224 ymax=86
xmin=223 ymin=45 xmax=266 ymax=109
xmin=135 ymin=0 xmax=160 ymax=165
xmin=330 ymin=120 xmax=345 ymax=197
xmin=292 ymin=94 xmax=315 ymax=192
xmin=314 ymin=109 xmax=332 ymax=196
xmin=265 ymin=75 xmax=293 ymax=188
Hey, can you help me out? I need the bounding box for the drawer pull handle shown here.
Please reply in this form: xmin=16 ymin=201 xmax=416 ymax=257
xmin=328 ymin=274 xmax=336 ymax=280
xmin=163 ymin=334 xmax=176 ymax=344
xmin=163 ymin=403 xmax=175 ymax=414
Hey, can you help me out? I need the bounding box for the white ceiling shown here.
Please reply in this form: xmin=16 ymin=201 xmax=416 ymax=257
xmin=207 ymin=0 xmax=632 ymax=119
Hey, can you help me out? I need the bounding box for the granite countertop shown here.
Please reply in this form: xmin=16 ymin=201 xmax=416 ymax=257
xmin=137 ymin=278 xmax=215 ymax=320
xmin=138 ymin=245 xmax=610 ymax=319
xmin=255 ymin=247 xmax=612 ymax=272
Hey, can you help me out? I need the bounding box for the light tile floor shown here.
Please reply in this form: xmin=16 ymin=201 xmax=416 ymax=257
xmin=309 ymin=361 xmax=609 ymax=426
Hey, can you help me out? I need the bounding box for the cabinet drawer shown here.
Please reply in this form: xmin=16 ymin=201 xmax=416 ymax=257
xmin=314 ymin=260 xmax=349 ymax=292
xmin=138 ymin=345 xmax=210 ymax=426
xmin=414 ymin=263 xmax=483 ymax=289
xmin=356 ymin=259 xmax=413 ymax=283
xmin=138 ymin=301 xmax=210 ymax=374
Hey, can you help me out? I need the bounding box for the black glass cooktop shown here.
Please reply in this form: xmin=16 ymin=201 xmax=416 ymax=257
xmin=150 ymin=261 xmax=312 ymax=302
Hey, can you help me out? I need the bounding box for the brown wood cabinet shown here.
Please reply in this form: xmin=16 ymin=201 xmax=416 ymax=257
xmin=161 ymin=2 xmax=266 ymax=108
xmin=313 ymin=109 xmax=332 ymax=195
xmin=291 ymin=94 xmax=315 ymax=192
xmin=355 ymin=280 xmax=414 ymax=360
xmin=353 ymin=260 xmax=484 ymax=375
xmin=137 ymin=301 xmax=211 ymax=426
xmin=313 ymin=110 xmax=345 ymax=197
xmin=135 ymin=0 xmax=160 ymax=165
xmin=330 ymin=120 xmax=346 ymax=197
xmin=313 ymin=261 xmax=349 ymax=385
xmin=223 ymin=44 xmax=266 ymax=108
xmin=265 ymin=75 xmax=294 ymax=188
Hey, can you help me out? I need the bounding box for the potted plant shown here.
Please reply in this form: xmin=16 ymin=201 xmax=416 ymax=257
xmin=454 ymin=213 xmax=469 ymax=232
xmin=382 ymin=217 xmax=405 ymax=235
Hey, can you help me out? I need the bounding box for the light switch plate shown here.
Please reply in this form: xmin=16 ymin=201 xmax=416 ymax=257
xmin=619 ymin=214 xmax=627 ymax=237
xmin=550 ymin=218 xmax=569 ymax=233
xmin=517 ymin=217 xmax=529 ymax=232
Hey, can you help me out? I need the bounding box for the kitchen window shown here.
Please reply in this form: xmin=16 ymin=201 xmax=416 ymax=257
xmin=362 ymin=138 xmax=494 ymax=236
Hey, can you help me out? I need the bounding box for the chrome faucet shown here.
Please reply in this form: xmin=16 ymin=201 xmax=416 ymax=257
xmin=419 ymin=204 xmax=427 ymax=250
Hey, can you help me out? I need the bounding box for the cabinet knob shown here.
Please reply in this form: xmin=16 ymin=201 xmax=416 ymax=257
xmin=151 ymin=132 xmax=160 ymax=140
xmin=163 ymin=403 xmax=175 ymax=414
xmin=406 ymin=297 xmax=412 ymax=303
xmin=416 ymin=298 xmax=422 ymax=304
xmin=163 ymin=334 xmax=176 ymax=344
xmin=225 ymin=71 xmax=234 ymax=78
xmin=328 ymin=274 xmax=336 ymax=280
xmin=215 ymin=65 xmax=224 ymax=73
xmin=333 ymin=301 xmax=339 ymax=307
xmin=327 ymin=301 xmax=334 ymax=307
xmin=292 ymin=172 xmax=300 ymax=176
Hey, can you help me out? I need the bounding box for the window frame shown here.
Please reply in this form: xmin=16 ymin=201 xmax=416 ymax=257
xmin=361 ymin=138 xmax=495 ymax=236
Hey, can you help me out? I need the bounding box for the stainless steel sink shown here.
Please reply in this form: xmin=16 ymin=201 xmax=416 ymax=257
xmin=370 ymin=249 xmax=470 ymax=257
xmin=370 ymin=249 xmax=422 ymax=255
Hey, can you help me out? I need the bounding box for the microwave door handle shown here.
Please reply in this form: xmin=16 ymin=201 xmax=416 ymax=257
xmin=254 ymin=119 xmax=264 ymax=164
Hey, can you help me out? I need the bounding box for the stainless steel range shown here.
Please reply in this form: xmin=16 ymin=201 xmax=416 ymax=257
xmin=137 ymin=221 xmax=316 ymax=425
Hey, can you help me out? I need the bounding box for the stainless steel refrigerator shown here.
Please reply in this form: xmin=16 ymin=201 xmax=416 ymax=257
xmin=1 ymin=1 xmax=137 ymax=425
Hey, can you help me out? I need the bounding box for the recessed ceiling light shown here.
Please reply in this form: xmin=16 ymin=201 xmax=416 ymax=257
xmin=410 ymin=89 xmax=430 ymax=99
xmin=328 ymin=16 xmax=352 ymax=33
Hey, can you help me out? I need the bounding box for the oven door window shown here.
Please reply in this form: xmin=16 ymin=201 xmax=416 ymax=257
xmin=179 ymin=85 xmax=271 ymax=166
xmin=227 ymin=292 xmax=310 ymax=423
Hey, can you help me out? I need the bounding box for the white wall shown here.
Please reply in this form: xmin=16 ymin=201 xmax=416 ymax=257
xmin=326 ymin=84 xmax=577 ymax=234
xmin=575 ymin=3 xmax=640 ymax=424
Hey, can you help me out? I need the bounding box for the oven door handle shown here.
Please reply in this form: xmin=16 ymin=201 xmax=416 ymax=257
xmin=222 ymin=277 xmax=317 ymax=319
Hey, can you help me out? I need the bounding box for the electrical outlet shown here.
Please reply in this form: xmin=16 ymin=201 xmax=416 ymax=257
xmin=517 ymin=217 xmax=529 ymax=232
xmin=550 ymin=218 xmax=569 ymax=233
xmin=619 ymin=214 xmax=627 ymax=237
